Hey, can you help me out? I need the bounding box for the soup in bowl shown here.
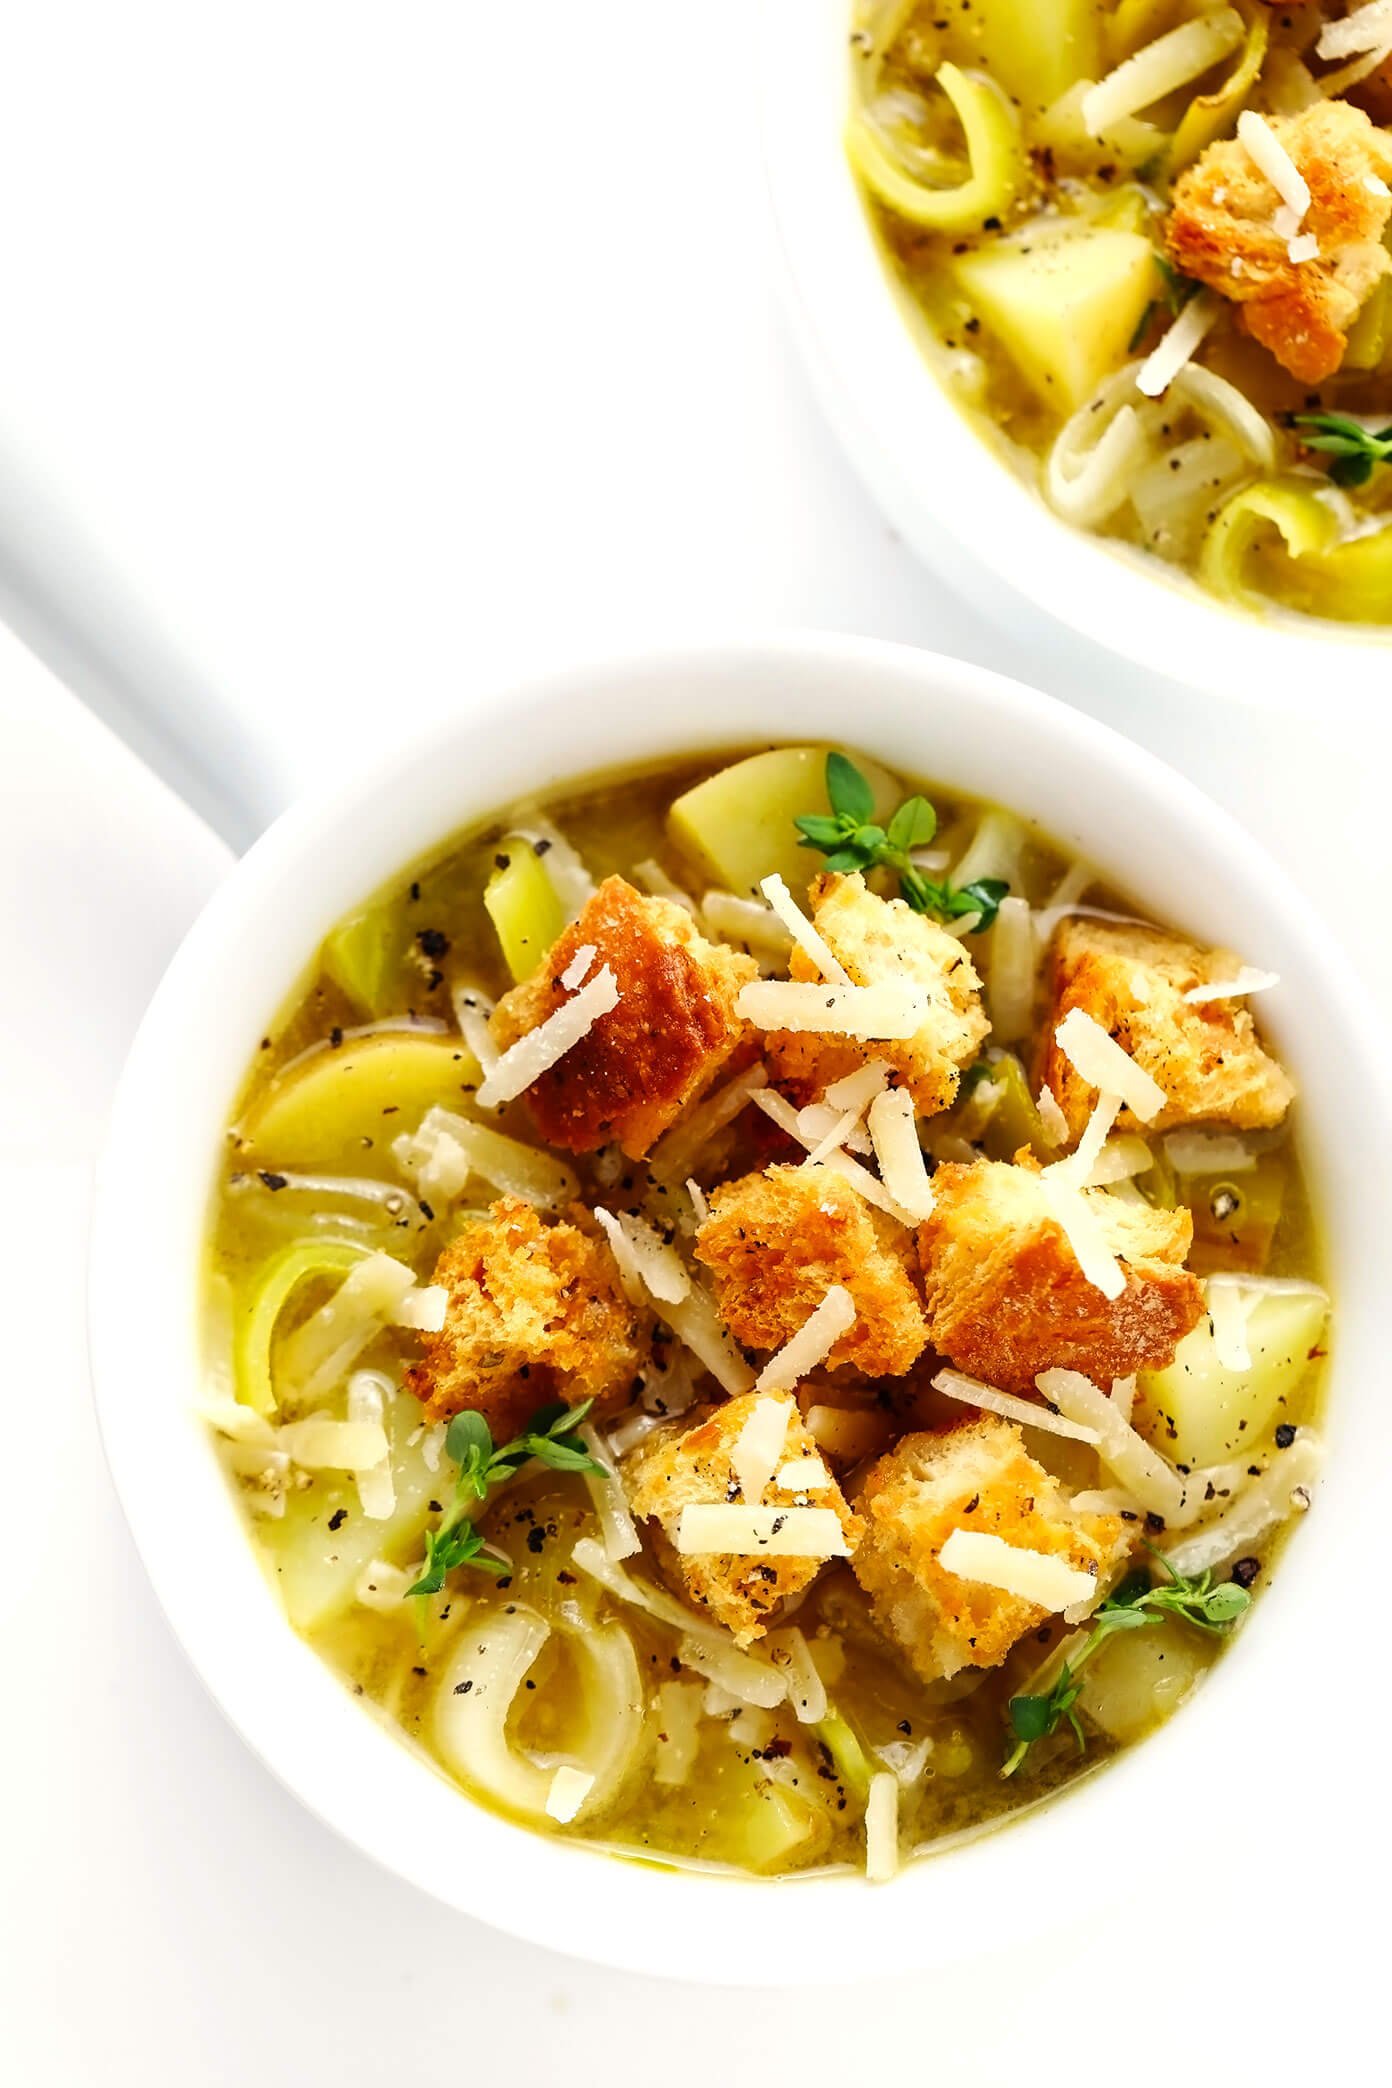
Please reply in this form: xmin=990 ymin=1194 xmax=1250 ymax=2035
xmin=759 ymin=1 xmax=1392 ymax=699
xmin=88 ymin=639 xmax=1386 ymax=1979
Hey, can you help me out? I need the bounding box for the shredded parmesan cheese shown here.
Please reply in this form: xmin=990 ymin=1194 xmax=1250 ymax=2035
xmin=1054 ymin=1006 xmax=1167 ymax=1121
xmin=559 ymin=943 xmax=596 ymax=991
xmin=938 ymin=1528 xmax=1099 ymax=1610
xmin=1182 ymin=967 xmax=1278 ymax=1003
xmin=700 ymin=889 xmax=794 ymax=954
xmin=867 ymin=1087 xmax=935 ymax=1221
xmin=730 ymin=1396 xmax=793 ymax=1504
xmin=685 ymin=1176 xmax=710 ymax=1225
xmin=674 ymin=1503 xmax=851 ymax=1558
xmin=1048 ymin=1091 xmax=1122 ymax=1187
xmin=1039 ymin=1174 xmax=1126 ymax=1300
xmin=545 ymin=1767 xmax=595 ymax=1824
xmin=592 ymin=1207 xmax=690 ymax=1305
xmin=736 ymin=977 xmax=931 ymax=1040
xmin=1318 ymin=0 xmax=1392 ymax=62
xmin=347 ymin=1370 xmax=396 ymax=1520
xmin=1085 ymin=1135 xmax=1154 ymax=1188
xmin=1038 ymin=1368 xmax=1186 ymax=1520
xmin=476 ymin=963 xmax=619 ymax=1108
xmin=751 ymin=1088 xmax=916 ymax=1225
xmin=824 ymin=1060 xmax=893 ymax=1112
xmin=764 ymin=1627 xmax=829 ymax=1724
xmin=1238 ymin=108 xmax=1311 ymax=229
xmin=865 ymin=1772 xmax=900 ymax=1883
xmin=759 ymin=873 xmax=851 ymax=982
xmin=802 ymin=1104 xmax=869 ymax=1165
xmin=277 ymin=1417 xmax=390 ymax=1471
xmin=931 ymin=1367 xmax=1102 ymax=1444
xmin=1163 ymin=1129 xmax=1256 ymax=1175
xmin=1137 ymin=291 xmax=1220 ymax=398
xmin=776 ymin=1456 xmax=831 ymax=1492
xmin=755 ymin=1285 xmax=857 ymax=1393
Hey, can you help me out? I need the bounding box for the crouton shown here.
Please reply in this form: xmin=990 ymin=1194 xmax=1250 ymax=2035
xmin=695 ymin=1162 xmax=928 ymax=1378
xmin=1037 ymin=917 xmax=1294 ymax=1138
xmin=622 ymin=1392 xmax=862 ymax=1644
xmin=766 ymin=872 xmax=988 ymax=1116
xmin=403 ymin=1195 xmax=642 ymax=1435
xmin=1165 ymin=100 xmax=1392 ymax=382
xmin=490 ymin=876 xmax=758 ymax=1158
xmin=917 ymin=1158 xmax=1203 ymax=1395
xmin=853 ymin=1416 xmax=1126 ymax=1681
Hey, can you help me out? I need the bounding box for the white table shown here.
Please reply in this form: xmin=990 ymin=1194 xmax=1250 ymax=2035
xmin=1 ymin=5 xmax=1384 ymax=2080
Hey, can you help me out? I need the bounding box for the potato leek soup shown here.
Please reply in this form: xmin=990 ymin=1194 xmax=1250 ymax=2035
xmin=205 ymin=746 xmax=1326 ymax=1881
xmin=848 ymin=1 xmax=1392 ymax=622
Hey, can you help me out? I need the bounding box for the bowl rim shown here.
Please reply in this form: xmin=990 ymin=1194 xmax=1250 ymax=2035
xmin=756 ymin=0 xmax=1392 ymax=706
xmin=87 ymin=631 xmax=1392 ymax=1983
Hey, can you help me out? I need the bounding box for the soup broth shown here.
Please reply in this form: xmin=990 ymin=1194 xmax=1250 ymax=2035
xmin=205 ymin=747 xmax=1326 ymax=1879
xmin=847 ymin=0 xmax=1392 ymax=624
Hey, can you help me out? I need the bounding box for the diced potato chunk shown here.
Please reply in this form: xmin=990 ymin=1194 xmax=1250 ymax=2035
xmin=1135 ymin=1284 xmax=1328 ymax=1467
xmin=954 ymin=227 xmax=1158 ymax=412
xmin=237 ymin=1034 xmax=480 ymax=1170
xmin=668 ymin=746 xmax=901 ymax=899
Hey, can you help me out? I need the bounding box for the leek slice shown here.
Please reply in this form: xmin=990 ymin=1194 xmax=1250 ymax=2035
xmin=1202 ymin=480 xmax=1392 ymax=620
xmin=322 ymin=900 xmax=405 ymax=1016
xmin=848 ymin=63 xmax=1027 ymax=234
xmin=484 ymin=838 xmax=566 ymax=982
xmin=1167 ymin=8 xmax=1269 ymax=175
xmin=234 ymin=1236 xmax=367 ymax=1414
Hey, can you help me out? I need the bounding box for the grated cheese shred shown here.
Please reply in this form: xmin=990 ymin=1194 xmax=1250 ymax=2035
xmin=758 ymin=873 xmax=852 ymax=983
xmin=736 ymin=977 xmax=932 ymax=1040
xmin=867 ymin=1086 xmax=935 ymax=1221
xmin=476 ymin=963 xmax=620 ymax=1107
xmin=1053 ymin=1006 xmax=1167 ymax=1121
xmin=931 ymin=1367 xmax=1102 ymax=1444
xmin=755 ymin=1285 xmax=857 ymax=1393
xmin=674 ymin=1503 xmax=851 ymax=1559
xmin=938 ymin=1528 xmax=1099 ymax=1610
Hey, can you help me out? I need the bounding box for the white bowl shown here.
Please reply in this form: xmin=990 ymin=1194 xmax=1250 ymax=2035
xmin=89 ymin=634 xmax=1390 ymax=1982
xmin=758 ymin=0 xmax=1392 ymax=706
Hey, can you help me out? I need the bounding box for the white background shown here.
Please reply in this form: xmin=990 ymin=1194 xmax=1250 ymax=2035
xmin=0 ymin=3 xmax=1386 ymax=2081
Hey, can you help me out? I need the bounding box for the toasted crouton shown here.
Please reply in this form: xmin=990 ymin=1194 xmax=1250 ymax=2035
xmin=1165 ymin=100 xmax=1392 ymax=382
xmin=622 ymin=1392 xmax=862 ymax=1644
xmin=1037 ymin=917 xmax=1294 ymax=1138
xmin=695 ymin=1163 xmax=928 ymax=1378
xmin=917 ymin=1158 xmax=1202 ymax=1395
xmin=490 ymin=876 xmax=758 ymax=1158
xmin=766 ymin=872 xmax=988 ymax=1116
xmin=853 ymin=1417 xmax=1126 ymax=1682
xmin=403 ymin=1195 xmax=642 ymax=1434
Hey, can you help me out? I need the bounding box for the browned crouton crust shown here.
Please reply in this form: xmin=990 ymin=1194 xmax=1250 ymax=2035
xmin=490 ymin=876 xmax=758 ymax=1159
xmin=853 ymin=1417 xmax=1127 ymax=1681
xmin=622 ymin=1392 xmax=862 ymax=1644
xmin=766 ymin=872 xmax=989 ymax=1116
xmin=1165 ymin=100 xmax=1392 ymax=382
xmin=403 ymin=1195 xmax=642 ymax=1434
xmin=917 ymin=1159 xmax=1202 ymax=1396
xmin=1036 ymin=917 xmax=1294 ymax=1138
xmin=695 ymin=1163 xmax=928 ymax=1378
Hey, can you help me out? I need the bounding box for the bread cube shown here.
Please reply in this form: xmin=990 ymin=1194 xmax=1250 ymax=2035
xmin=696 ymin=1162 xmax=928 ymax=1379
xmin=1037 ymin=917 xmax=1294 ymax=1139
xmin=404 ymin=1196 xmax=642 ymax=1434
xmin=767 ymin=872 xmax=988 ymax=1116
xmin=490 ymin=876 xmax=758 ymax=1158
xmin=853 ymin=1416 xmax=1126 ymax=1681
xmin=917 ymin=1158 xmax=1203 ymax=1395
xmin=622 ymin=1392 xmax=861 ymax=1645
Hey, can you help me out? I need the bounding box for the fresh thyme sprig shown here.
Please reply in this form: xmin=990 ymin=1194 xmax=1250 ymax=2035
xmin=406 ymin=1397 xmax=602 ymax=1596
xmin=794 ymin=752 xmax=1009 ymax=932
xmin=1294 ymin=412 xmax=1392 ymax=489
xmin=1001 ymin=1546 xmax=1251 ymax=1777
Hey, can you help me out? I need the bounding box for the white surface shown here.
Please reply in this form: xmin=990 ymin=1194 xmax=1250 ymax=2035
xmin=0 ymin=0 xmax=1387 ymax=2079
